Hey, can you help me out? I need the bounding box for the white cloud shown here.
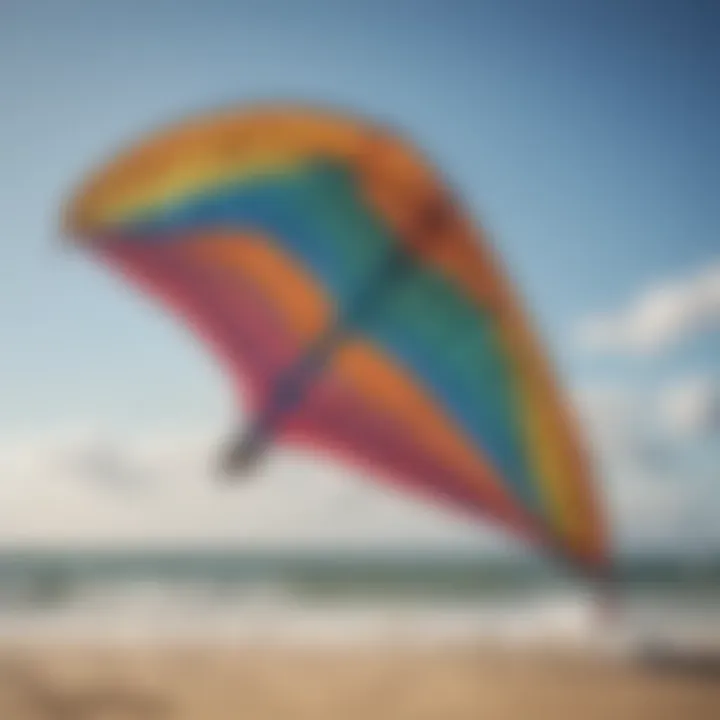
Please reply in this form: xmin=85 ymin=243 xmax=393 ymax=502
xmin=658 ymin=375 xmax=720 ymax=438
xmin=0 ymin=427 xmax=496 ymax=549
xmin=571 ymin=381 xmax=720 ymax=551
xmin=576 ymin=261 xmax=720 ymax=355
xmin=575 ymin=376 xmax=720 ymax=448
xmin=0 ymin=376 xmax=716 ymax=554
xmin=572 ymin=383 xmax=663 ymax=470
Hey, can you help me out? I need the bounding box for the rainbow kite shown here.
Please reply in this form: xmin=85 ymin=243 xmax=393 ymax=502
xmin=63 ymin=104 xmax=608 ymax=577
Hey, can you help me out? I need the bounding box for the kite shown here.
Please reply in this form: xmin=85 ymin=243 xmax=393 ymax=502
xmin=62 ymin=104 xmax=608 ymax=580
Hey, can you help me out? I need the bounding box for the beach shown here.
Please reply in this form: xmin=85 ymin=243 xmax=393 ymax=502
xmin=1 ymin=549 xmax=719 ymax=718
xmin=0 ymin=642 xmax=718 ymax=719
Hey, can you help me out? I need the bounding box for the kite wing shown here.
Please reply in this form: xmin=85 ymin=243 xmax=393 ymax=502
xmin=63 ymin=105 xmax=607 ymax=576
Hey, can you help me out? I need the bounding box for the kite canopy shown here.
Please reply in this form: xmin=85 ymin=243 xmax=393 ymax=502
xmin=63 ymin=103 xmax=608 ymax=577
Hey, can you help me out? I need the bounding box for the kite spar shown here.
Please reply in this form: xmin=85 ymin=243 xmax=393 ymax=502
xmin=222 ymin=190 xmax=455 ymax=474
xmin=62 ymin=104 xmax=610 ymax=583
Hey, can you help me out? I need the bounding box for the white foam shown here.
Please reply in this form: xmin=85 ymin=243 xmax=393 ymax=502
xmin=1 ymin=581 xmax=718 ymax=657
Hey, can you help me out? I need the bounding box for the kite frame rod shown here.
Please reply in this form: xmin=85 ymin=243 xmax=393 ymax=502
xmin=219 ymin=192 xmax=453 ymax=476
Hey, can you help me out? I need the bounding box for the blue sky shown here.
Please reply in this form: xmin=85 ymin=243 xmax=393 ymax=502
xmin=0 ymin=0 xmax=718 ymax=550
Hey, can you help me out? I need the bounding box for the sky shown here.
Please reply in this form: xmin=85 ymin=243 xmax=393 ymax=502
xmin=0 ymin=0 xmax=718 ymax=556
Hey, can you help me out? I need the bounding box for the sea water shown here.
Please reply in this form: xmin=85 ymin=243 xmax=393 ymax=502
xmin=0 ymin=548 xmax=718 ymax=652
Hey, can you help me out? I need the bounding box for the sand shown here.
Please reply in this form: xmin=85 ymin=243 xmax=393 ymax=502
xmin=0 ymin=643 xmax=718 ymax=719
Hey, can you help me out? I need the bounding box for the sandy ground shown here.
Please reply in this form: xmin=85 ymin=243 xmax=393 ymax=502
xmin=0 ymin=643 xmax=718 ymax=720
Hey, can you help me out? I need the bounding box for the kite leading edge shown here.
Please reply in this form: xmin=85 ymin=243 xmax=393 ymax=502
xmin=62 ymin=103 xmax=610 ymax=584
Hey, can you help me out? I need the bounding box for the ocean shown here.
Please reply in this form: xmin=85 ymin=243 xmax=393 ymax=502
xmin=0 ymin=548 xmax=718 ymax=651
